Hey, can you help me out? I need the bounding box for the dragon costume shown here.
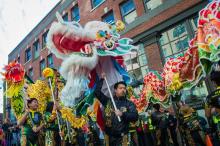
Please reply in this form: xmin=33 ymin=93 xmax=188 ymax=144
xmin=197 ymin=0 xmax=220 ymax=74
xmin=47 ymin=13 xmax=137 ymax=107
xmin=3 ymin=61 xmax=45 ymax=146
xmin=131 ymin=0 xmax=220 ymax=110
xmin=2 ymin=61 xmax=26 ymax=119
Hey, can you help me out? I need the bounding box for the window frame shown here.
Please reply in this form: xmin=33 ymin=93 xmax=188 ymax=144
xmin=28 ymin=68 xmax=33 ymax=79
xmin=158 ymin=16 xmax=198 ymax=64
xmin=33 ymin=39 xmax=40 ymax=59
xmin=91 ymin=0 xmax=105 ymax=9
xmin=125 ymin=44 xmax=149 ymax=80
xmin=42 ymin=30 xmax=49 ymax=49
xmin=71 ymin=4 xmax=80 ymax=22
xmin=17 ymin=56 xmax=20 ymax=63
xmin=25 ymin=48 xmax=32 ymax=63
xmin=102 ymin=10 xmax=115 ymax=25
xmin=120 ymin=0 xmax=137 ymax=24
xmin=143 ymin=0 xmax=163 ymax=12
xmin=47 ymin=54 xmax=54 ymax=68
xmin=62 ymin=13 xmax=68 ymax=21
xmin=39 ymin=59 xmax=46 ymax=77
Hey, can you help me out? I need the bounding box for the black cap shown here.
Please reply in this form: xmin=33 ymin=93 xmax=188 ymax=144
xmin=114 ymin=81 xmax=127 ymax=89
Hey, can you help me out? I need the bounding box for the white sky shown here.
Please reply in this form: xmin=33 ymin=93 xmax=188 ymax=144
xmin=0 ymin=0 xmax=59 ymax=113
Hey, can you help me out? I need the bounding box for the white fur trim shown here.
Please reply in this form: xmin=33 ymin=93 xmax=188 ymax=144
xmin=60 ymin=49 xmax=98 ymax=79
xmin=60 ymin=71 xmax=89 ymax=107
xmin=84 ymin=21 xmax=110 ymax=39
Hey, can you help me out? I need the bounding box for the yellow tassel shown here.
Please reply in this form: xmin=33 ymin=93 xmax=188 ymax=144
xmin=60 ymin=107 xmax=87 ymax=129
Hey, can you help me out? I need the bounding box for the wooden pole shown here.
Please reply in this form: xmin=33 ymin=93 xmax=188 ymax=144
xmin=99 ymin=62 xmax=121 ymax=122
xmin=104 ymin=76 xmax=121 ymax=122
xmin=48 ymin=78 xmax=63 ymax=140
xmin=22 ymin=87 xmax=35 ymax=126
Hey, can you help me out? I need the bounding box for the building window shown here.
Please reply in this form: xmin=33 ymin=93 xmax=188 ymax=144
xmin=120 ymin=0 xmax=137 ymax=24
xmin=42 ymin=30 xmax=48 ymax=49
xmin=25 ymin=48 xmax=32 ymax=62
xmin=102 ymin=11 xmax=115 ymax=25
xmin=124 ymin=44 xmax=148 ymax=80
xmin=91 ymin=0 xmax=105 ymax=8
xmin=62 ymin=13 xmax=68 ymax=21
xmin=159 ymin=16 xmax=199 ymax=63
xmin=17 ymin=56 xmax=20 ymax=63
xmin=28 ymin=68 xmax=33 ymax=79
xmin=40 ymin=59 xmax=46 ymax=77
xmin=47 ymin=54 xmax=54 ymax=68
xmin=71 ymin=5 xmax=80 ymax=22
xmin=144 ymin=0 xmax=163 ymax=11
xmin=159 ymin=23 xmax=190 ymax=62
xmin=33 ymin=39 xmax=40 ymax=59
xmin=190 ymin=17 xmax=198 ymax=33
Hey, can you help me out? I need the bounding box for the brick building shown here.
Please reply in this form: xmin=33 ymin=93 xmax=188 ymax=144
xmin=7 ymin=0 xmax=211 ymax=108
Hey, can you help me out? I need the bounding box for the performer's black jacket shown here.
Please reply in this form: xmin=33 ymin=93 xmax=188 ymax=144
xmin=207 ymin=87 xmax=220 ymax=108
xmin=94 ymin=78 xmax=138 ymax=137
xmin=206 ymin=87 xmax=220 ymax=144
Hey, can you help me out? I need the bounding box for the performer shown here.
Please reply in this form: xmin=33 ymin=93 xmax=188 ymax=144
xmin=44 ymin=101 xmax=62 ymax=146
xmin=2 ymin=118 xmax=13 ymax=146
xmin=18 ymin=98 xmax=44 ymax=146
xmin=151 ymin=104 xmax=169 ymax=146
xmin=128 ymin=122 xmax=139 ymax=146
xmin=94 ymin=73 xmax=138 ymax=146
xmin=178 ymin=104 xmax=205 ymax=146
xmin=165 ymin=110 xmax=179 ymax=146
xmin=206 ymin=69 xmax=220 ymax=146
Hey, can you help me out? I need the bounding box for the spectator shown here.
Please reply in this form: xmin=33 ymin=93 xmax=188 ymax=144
xmin=151 ymin=104 xmax=169 ymax=146
xmin=2 ymin=118 xmax=13 ymax=146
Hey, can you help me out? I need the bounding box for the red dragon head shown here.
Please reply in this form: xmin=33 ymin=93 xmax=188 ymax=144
xmin=3 ymin=61 xmax=25 ymax=83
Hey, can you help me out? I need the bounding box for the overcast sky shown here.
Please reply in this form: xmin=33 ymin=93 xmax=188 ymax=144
xmin=0 ymin=0 xmax=59 ymax=113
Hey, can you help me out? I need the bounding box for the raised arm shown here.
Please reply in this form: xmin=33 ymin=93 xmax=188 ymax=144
xmin=94 ymin=78 xmax=109 ymax=106
xmin=17 ymin=109 xmax=29 ymax=126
